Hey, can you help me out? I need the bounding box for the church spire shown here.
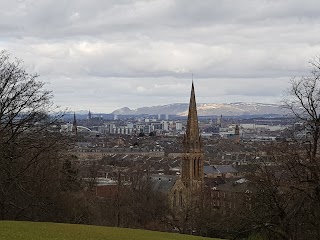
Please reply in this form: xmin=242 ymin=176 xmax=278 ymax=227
xmin=181 ymin=81 xmax=204 ymax=190
xmin=183 ymin=81 xmax=201 ymax=153
xmin=72 ymin=112 xmax=77 ymax=135
xmin=88 ymin=110 xmax=92 ymax=120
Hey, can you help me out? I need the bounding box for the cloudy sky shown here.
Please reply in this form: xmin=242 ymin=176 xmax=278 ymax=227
xmin=1 ymin=0 xmax=320 ymax=113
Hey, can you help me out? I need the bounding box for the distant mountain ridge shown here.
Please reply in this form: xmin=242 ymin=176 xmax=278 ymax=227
xmin=111 ymin=102 xmax=287 ymax=117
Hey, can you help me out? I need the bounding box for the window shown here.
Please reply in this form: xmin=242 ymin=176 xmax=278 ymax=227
xmin=179 ymin=191 xmax=183 ymax=206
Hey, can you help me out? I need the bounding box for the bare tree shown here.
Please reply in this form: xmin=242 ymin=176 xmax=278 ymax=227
xmin=0 ymin=50 xmax=87 ymax=222
xmin=240 ymin=56 xmax=320 ymax=239
xmin=282 ymin=57 xmax=320 ymax=229
xmin=283 ymin=57 xmax=320 ymax=160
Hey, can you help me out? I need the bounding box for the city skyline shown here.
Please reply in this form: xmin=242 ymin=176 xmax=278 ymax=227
xmin=1 ymin=0 xmax=320 ymax=112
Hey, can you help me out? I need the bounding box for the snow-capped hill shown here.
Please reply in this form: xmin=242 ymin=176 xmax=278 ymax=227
xmin=230 ymin=102 xmax=279 ymax=107
xmin=111 ymin=103 xmax=287 ymax=116
xmin=114 ymin=107 xmax=132 ymax=114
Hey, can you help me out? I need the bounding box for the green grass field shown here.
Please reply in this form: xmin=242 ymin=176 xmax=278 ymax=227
xmin=0 ymin=221 xmax=221 ymax=240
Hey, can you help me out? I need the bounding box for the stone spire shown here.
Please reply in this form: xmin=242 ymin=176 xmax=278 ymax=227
xmin=72 ymin=112 xmax=77 ymax=134
xmin=88 ymin=110 xmax=92 ymax=120
xmin=183 ymin=82 xmax=202 ymax=153
xmin=181 ymin=82 xmax=204 ymax=190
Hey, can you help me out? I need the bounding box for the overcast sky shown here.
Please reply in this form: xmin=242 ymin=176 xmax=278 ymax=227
xmin=1 ymin=0 xmax=320 ymax=113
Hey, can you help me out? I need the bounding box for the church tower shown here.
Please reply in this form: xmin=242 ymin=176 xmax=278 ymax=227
xmin=181 ymin=82 xmax=204 ymax=191
xmin=235 ymin=124 xmax=240 ymax=143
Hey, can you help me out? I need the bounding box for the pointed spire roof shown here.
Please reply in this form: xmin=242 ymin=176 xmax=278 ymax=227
xmin=183 ymin=81 xmax=201 ymax=153
xmin=72 ymin=112 xmax=77 ymax=134
xmin=88 ymin=110 xmax=92 ymax=120
xmin=73 ymin=112 xmax=77 ymax=125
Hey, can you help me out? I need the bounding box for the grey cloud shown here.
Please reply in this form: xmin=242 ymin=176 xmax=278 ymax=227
xmin=2 ymin=0 xmax=320 ymax=38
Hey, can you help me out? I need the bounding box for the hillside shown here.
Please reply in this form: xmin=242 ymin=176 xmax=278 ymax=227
xmin=0 ymin=221 xmax=220 ymax=240
xmin=112 ymin=102 xmax=287 ymax=116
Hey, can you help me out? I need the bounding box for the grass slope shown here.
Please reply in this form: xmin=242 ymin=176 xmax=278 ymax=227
xmin=0 ymin=221 xmax=221 ymax=240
